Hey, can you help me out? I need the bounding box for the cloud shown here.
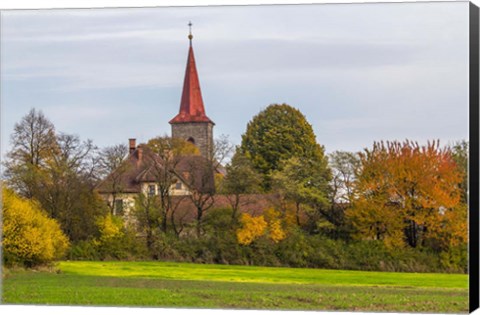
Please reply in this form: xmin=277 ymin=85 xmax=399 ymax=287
xmin=0 ymin=2 xmax=469 ymax=156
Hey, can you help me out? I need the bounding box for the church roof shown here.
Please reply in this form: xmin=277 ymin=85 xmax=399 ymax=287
xmin=169 ymin=34 xmax=214 ymax=125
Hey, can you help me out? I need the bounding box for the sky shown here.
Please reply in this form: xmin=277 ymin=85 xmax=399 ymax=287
xmin=0 ymin=1 xmax=470 ymax=159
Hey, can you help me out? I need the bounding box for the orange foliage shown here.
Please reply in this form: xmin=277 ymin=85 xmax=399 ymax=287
xmin=347 ymin=140 xmax=466 ymax=250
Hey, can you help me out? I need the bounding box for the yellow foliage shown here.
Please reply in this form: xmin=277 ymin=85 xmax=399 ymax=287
xmin=263 ymin=207 xmax=280 ymax=221
xmin=96 ymin=214 xmax=122 ymax=242
xmin=236 ymin=209 xmax=287 ymax=245
xmin=263 ymin=208 xmax=286 ymax=242
xmin=2 ymin=188 xmax=70 ymax=266
xmin=268 ymin=219 xmax=286 ymax=243
xmin=236 ymin=213 xmax=267 ymax=245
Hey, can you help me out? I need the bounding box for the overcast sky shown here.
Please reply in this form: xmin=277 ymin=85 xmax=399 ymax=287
xmin=0 ymin=1 xmax=469 ymax=159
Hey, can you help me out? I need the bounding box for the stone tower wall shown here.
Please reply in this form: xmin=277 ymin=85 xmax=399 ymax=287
xmin=171 ymin=122 xmax=214 ymax=159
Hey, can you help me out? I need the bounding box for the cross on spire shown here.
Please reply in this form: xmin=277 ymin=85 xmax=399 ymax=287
xmin=188 ymin=21 xmax=193 ymax=44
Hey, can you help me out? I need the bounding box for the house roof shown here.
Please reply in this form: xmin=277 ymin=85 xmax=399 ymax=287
xmin=95 ymin=144 xmax=215 ymax=195
xmin=96 ymin=145 xmax=150 ymax=194
xmin=169 ymin=38 xmax=214 ymax=125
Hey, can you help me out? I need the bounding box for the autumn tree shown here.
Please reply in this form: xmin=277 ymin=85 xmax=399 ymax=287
xmin=239 ymin=104 xmax=327 ymax=189
xmin=236 ymin=213 xmax=267 ymax=245
xmin=236 ymin=208 xmax=288 ymax=245
xmin=4 ymin=109 xmax=107 ymax=242
xmin=347 ymin=140 xmax=465 ymax=250
xmin=2 ymin=188 xmax=70 ymax=267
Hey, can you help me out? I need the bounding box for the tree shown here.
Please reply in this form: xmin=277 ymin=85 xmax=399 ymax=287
xmin=97 ymin=144 xmax=129 ymax=214
xmin=329 ymin=151 xmax=360 ymax=204
xmin=35 ymin=133 xmax=105 ymax=241
xmin=347 ymin=140 xmax=465 ymax=250
xmin=239 ymin=103 xmax=327 ymax=189
xmin=236 ymin=208 xmax=288 ymax=246
xmin=271 ymin=156 xmax=331 ymax=227
xmin=221 ymin=150 xmax=262 ymax=220
xmin=133 ymin=193 xmax=161 ymax=256
xmin=4 ymin=109 xmax=107 ymax=242
xmin=146 ymin=136 xmax=199 ymax=233
xmin=213 ymin=134 xmax=234 ymax=167
xmin=450 ymin=140 xmax=468 ymax=203
xmin=2 ymin=188 xmax=70 ymax=267
xmin=174 ymin=156 xmax=216 ymax=238
xmin=236 ymin=213 xmax=267 ymax=245
xmin=4 ymin=108 xmax=56 ymax=198
xmin=326 ymin=151 xmax=361 ymax=238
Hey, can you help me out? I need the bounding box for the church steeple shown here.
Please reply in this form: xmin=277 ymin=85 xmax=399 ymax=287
xmin=170 ymin=23 xmax=215 ymax=159
xmin=169 ymin=22 xmax=213 ymax=125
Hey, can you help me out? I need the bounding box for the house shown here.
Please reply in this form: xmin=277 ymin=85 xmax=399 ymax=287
xmin=96 ymin=26 xmax=217 ymax=217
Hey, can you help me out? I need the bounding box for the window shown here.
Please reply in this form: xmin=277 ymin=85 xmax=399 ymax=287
xmin=148 ymin=185 xmax=156 ymax=196
xmin=175 ymin=182 xmax=182 ymax=190
xmin=114 ymin=199 xmax=124 ymax=216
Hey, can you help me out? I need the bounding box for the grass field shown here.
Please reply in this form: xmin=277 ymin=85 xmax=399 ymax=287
xmin=2 ymin=261 xmax=469 ymax=313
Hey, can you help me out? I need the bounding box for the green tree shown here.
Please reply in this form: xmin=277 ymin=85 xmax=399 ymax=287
xmin=271 ymin=156 xmax=331 ymax=227
xmin=133 ymin=193 xmax=161 ymax=256
xmin=450 ymin=140 xmax=468 ymax=203
xmin=221 ymin=150 xmax=262 ymax=220
xmin=239 ymin=103 xmax=327 ymax=189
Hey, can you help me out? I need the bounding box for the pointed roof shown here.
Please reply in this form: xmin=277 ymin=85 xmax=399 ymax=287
xmin=169 ymin=32 xmax=214 ymax=125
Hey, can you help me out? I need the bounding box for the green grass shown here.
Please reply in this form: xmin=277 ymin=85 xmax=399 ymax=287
xmin=2 ymin=261 xmax=469 ymax=313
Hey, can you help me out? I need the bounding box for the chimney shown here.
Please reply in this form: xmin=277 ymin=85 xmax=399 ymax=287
xmin=129 ymin=138 xmax=136 ymax=155
xmin=137 ymin=146 xmax=143 ymax=164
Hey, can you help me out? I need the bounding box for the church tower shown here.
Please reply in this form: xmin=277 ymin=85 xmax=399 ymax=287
xmin=169 ymin=23 xmax=214 ymax=159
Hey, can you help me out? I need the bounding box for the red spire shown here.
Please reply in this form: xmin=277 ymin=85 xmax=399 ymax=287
xmin=169 ymin=35 xmax=213 ymax=125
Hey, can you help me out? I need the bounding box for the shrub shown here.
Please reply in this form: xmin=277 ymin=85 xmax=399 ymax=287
xmin=67 ymin=240 xmax=101 ymax=261
xmin=2 ymin=188 xmax=70 ymax=267
xmin=67 ymin=215 xmax=148 ymax=261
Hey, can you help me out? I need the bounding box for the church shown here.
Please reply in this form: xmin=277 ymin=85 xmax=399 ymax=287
xmin=96 ymin=25 xmax=218 ymax=216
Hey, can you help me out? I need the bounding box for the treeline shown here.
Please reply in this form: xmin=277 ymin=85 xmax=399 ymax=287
xmin=2 ymin=105 xmax=468 ymax=273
